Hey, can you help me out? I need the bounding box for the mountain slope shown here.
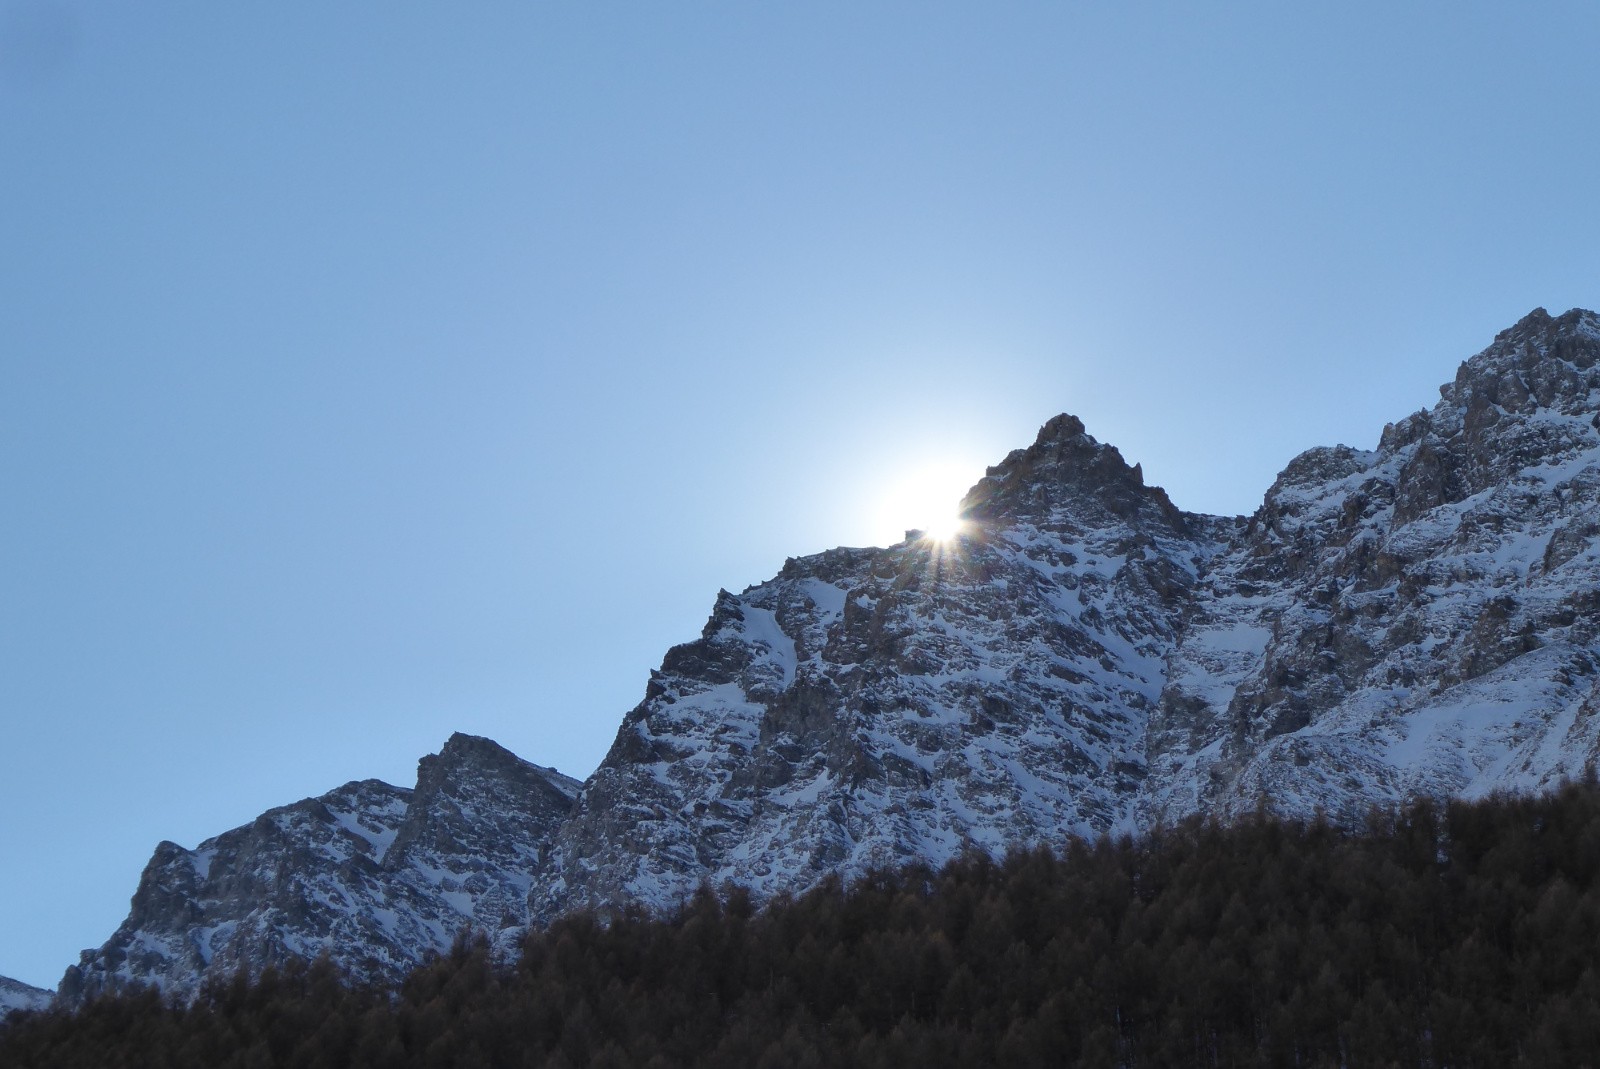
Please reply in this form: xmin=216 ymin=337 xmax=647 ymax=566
xmin=1145 ymin=307 xmax=1600 ymax=823
xmin=533 ymin=414 xmax=1220 ymax=921
xmin=60 ymin=734 xmax=578 ymax=1003
xmin=0 ymin=976 xmax=51 ymax=1018
xmin=59 ymin=307 xmax=1600 ymax=1002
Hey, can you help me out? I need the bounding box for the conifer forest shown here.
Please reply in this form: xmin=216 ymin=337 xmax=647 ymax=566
xmin=8 ymin=782 xmax=1600 ymax=1067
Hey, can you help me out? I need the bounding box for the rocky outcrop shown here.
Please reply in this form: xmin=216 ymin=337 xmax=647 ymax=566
xmin=1144 ymin=308 xmax=1600 ymax=825
xmin=62 ymin=307 xmax=1600 ymax=1004
xmin=533 ymin=413 xmax=1216 ymax=922
xmin=0 ymin=976 xmax=52 ymax=1018
xmin=61 ymin=735 xmax=578 ymax=1003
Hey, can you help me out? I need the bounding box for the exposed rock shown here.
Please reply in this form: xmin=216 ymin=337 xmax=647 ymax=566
xmin=65 ymin=307 xmax=1600 ymax=1003
xmin=63 ymin=736 xmax=577 ymax=1003
xmin=0 ymin=976 xmax=52 ymax=1018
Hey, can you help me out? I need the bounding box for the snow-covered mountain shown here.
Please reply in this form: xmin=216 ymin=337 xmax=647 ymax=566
xmin=0 ymin=976 xmax=52 ymax=1018
xmin=1144 ymin=307 xmax=1600 ymax=824
xmin=60 ymin=735 xmax=578 ymax=1004
xmin=58 ymin=307 xmax=1600 ymax=1004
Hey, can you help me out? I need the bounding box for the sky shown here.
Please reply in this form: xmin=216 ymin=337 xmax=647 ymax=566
xmin=3 ymin=1 xmax=1600 ymax=990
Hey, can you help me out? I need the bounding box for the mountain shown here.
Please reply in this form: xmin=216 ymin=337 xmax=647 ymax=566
xmin=58 ymin=307 xmax=1600 ymax=1003
xmin=1143 ymin=307 xmax=1600 ymax=823
xmin=0 ymin=976 xmax=51 ymax=1018
xmin=59 ymin=735 xmax=578 ymax=1004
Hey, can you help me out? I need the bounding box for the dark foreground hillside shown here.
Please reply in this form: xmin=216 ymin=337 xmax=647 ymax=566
xmin=10 ymin=783 xmax=1600 ymax=1068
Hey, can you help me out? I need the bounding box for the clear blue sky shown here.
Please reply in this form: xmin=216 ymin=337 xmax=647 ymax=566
xmin=4 ymin=1 xmax=1599 ymax=989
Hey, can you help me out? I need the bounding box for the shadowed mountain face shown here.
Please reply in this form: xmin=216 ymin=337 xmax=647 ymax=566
xmin=61 ymin=735 xmax=579 ymax=1004
xmin=0 ymin=976 xmax=52 ymax=1017
xmin=62 ymin=308 xmax=1600 ymax=1003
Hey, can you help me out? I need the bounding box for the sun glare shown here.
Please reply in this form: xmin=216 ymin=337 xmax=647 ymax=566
xmin=874 ymin=461 xmax=978 ymax=547
xmin=923 ymin=513 xmax=965 ymax=543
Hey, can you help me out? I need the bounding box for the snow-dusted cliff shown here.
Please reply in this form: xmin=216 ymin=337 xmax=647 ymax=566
xmin=61 ymin=735 xmax=577 ymax=1003
xmin=0 ymin=976 xmax=52 ymax=1018
xmin=1145 ymin=306 xmax=1600 ymax=823
xmin=58 ymin=307 xmax=1600 ymax=1004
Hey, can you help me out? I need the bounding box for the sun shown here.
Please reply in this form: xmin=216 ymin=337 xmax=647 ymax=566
xmin=872 ymin=461 xmax=978 ymax=546
xmin=922 ymin=513 xmax=966 ymax=543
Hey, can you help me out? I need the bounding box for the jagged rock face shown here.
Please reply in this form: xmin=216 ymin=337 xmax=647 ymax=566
xmin=64 ymin=307 xmax=1600 ymax=1004
xmin=542 ymin=307 xmax=1600 ymax=913
xmin=533 ymin=413 xmax=1221 ymax=921
xmin=1144 ymin=308 xmax=1600 ymax=824
xmin=62 ymin=735 xmax=578 ymax=1003
xmin=384 ymin=732 xmax=577 ymax=937
xmin=0 ymin=976 xmax=52 ymax=1018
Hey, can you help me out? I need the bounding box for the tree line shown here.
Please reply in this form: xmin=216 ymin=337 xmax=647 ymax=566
xmin=7 ymin=779 xmax=1600 ymax=1066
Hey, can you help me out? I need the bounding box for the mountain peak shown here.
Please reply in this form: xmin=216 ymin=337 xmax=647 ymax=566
xmin=1489 ymin=306 xmax=1599 ymax=350
xmin=428 ymin=733 xmax=578 ymax=795
xmin=960 ymin=412 xmax=1186 ymax=532
xmin=1460 ymin=306 xmax=1600 ymax=393
xmin=0 ymin=975 xmax=52 ymax=1017
xmin=435 ymin=731 xmax=522 ymax=768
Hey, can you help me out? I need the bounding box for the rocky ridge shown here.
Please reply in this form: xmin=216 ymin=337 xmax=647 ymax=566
xmin=60 ymin=734 xmax=578 ymax=1004
xmin=1144 ymin=307 xmax=1600 ymax=824
xmin=55 ymin=307 xmax=1600 ymax=1004
xmin=0 ymin=977 xmax=52 ymax=1018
